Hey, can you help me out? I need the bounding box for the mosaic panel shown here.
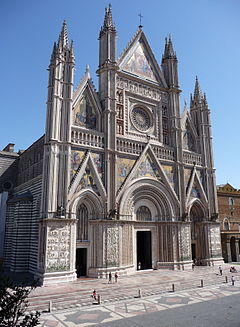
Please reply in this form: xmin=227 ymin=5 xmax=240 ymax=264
xmin=123 ymin=41 xmax=157 ymax=81
xmin=71 ymin=150 xmax=85 ymax=179
xmin=73 ymin=92 xmax=97 ymax=129
xmin=190 ymin=182 xmax=201 ymax=199
xmin=134 ymin=154 xmax=162 ymax=181
xmin=117 ymin=157 xmax=136 ymax=189
xmin=78 ymin=164 xmax=100 ymax=195
xmin=184 ymin=168 xmax=192 ymax=189
xmin=92 ymin=152 xmax=104 ymax=181
xmin=162 ymin=165 xmax=175 ymax=188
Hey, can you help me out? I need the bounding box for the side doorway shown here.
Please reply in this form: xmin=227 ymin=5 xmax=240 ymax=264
xmin=76 ymin=248 xmax=87 ymax=277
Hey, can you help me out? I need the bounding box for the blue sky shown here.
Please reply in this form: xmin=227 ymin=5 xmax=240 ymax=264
xmin=1 ymin=0 xmax=240 ymax=188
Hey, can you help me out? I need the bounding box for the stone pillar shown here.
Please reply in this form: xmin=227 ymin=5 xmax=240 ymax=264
xmin=235 ymin=239 xmax=240 ymax=262
xmin=226 ymin=242 xmax=232 ymax=263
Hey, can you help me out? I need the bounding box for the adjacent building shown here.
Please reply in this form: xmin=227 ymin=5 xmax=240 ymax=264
xmin=0 ymin=6 xmax=223 ymax=284
xmin=217 ymin=183 xmax=240 ymax=262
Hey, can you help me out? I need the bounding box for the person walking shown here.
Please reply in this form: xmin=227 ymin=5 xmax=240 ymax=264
xmin=219 ymin=266 xmax=222 ymax=276
xmin=114 ymin=272 xmax=118 ymax=283
xmin=108 ymin=271 xmax=112 ymax=283
xmin=231 ymin=275 xmax=235 ymax=286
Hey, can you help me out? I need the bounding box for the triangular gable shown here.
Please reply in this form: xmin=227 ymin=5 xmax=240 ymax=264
xmin=186 ymin=167 xmax=208 ymax=206
xmin=117 ymin=143 xmax=178 ymax=203
xmin=72 ymin=69 xmax=102 ymax=130
xmin=69 ymin=151 xmax=106 ymax=199
xmin=118 ymin=30 xmax=167 ymax=88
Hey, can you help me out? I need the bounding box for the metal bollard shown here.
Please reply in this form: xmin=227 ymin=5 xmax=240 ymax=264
xmin=97 ymin=294 xmax=101 ymax=305
xmin=225 ymin=276 xmax=228 ymax=283
xmin=49 ymin=300 xmax=52 ymax=313
xmin=172 ymin=284 xmax=175 ymax=292
xmin=138 ymin=289 xmax=142 ymax=298
xmin=200 ymin=279 xmax=203 ymax=287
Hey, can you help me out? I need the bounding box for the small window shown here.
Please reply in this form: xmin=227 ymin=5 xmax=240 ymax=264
xmin=223 ymin=218 xmax=230 ymax=231
xmin=229 ymin=197 xmax=234 ymax=206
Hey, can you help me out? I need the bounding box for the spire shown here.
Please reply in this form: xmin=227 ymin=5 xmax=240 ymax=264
xmin=193 ymin=76 xmax=203 ymax=102
xmin=163 ymin=34 xmax=177 ymax=59
xmin=58 ymin=20 xmax=69 ymax=50
xmin=99 ymin=4 xmax=116 ymax=37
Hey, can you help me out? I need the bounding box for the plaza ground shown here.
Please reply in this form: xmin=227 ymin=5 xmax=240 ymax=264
xmin=25 ymin=264 xmax=240 ymax=326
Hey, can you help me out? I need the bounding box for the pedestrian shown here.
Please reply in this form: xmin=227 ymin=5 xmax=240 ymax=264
xmin=108 ymin=271 xmax=112 ymax=283
xmin=138 ymin=262 xmax=141 ymax=270
xmin=219 ymin=266 xmax=222 ymax=276
xmin=192 ymin=262 xmax=195 ymax=271
xmin=92 ymin=289 xmax=97 ymax=300
xmin=114 ymin=272 xmax=118 ymax=283
xmin=231 ymin=275 xmax=235 ymax=286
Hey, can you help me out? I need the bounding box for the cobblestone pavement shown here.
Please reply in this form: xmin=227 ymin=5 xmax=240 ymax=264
xmin=27 ymin=264 xmax=240 ymax=326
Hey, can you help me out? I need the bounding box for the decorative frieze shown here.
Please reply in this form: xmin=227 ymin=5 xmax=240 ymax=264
xmin=117 ymin=76 xmax=167 ymax=102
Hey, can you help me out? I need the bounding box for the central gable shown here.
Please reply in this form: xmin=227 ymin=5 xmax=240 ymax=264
xmin=118 ymin=30 xmax=167 ymax=88
xmin=123 ymin=41 xmax=157 ymax=81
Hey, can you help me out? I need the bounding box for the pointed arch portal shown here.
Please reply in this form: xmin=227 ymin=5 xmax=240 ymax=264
xmin=190 ymin=202 xmax=209 ymax=264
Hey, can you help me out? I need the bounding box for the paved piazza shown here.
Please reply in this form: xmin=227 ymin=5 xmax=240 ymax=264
xmin=38 ymin=268 xmax=240 ymax=327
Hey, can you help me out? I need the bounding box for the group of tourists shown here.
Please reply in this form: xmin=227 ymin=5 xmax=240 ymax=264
xmin=91 ymin=271 xmax=119 ymax=301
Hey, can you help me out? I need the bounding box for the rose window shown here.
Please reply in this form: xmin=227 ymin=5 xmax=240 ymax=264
xmin=131 ymin=107 xmax=151 ymax=132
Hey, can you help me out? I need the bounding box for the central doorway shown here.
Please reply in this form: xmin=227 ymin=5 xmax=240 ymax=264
xmin=76 ymin=248 xmax=87 ymax=277
xmin=137 ymin=231 xmax=152 ymax=270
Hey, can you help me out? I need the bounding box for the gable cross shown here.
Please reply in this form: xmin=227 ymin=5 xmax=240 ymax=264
xmin=138 ymin=13 xmax=143 ymax=29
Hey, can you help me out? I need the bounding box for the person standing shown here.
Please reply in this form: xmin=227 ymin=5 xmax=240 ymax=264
xmin=114 ymin=272 xmax=118 ymax=283
xmin=108 ymin=272 xmax=112 ymax=283
xmin=231 ymin=275 xmax=235 ymax=286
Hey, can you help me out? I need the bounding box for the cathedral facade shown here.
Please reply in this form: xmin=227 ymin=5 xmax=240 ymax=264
xmin=0 ymin=6 xmax=223 ymax=284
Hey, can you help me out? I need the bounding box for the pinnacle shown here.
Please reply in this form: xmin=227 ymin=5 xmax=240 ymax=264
xmin=163 ymin=34 xmax=176 ymax=59
xmin=99 ymin=3 xmax=116 ymax=37
xmin=58 ymin=20 xmax=69 ymax=50
xmin=194 ymin=76 xmax=203 ymax=101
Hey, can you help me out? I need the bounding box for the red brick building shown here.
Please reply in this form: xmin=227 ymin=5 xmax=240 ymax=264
xmin=217 ymin=184 xmax=240 ymax=262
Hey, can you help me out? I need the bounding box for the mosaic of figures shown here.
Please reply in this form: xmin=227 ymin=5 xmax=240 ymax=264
xmin=184 ymin=168 xmax=192 ymax=189
xmin=123 ymin=41 xmax=157 ymax=81
xmin=162 ymin=165 xmax=175 ymax=188
xmin=134 ymin=154 xmax=162 ymax=181
xmin=71 ymin=150 xmax=104 ymax=181
xmin=190 ymin=182 xmax=201 ymax=200
xmin=116 ymin=77 xmax=166 ymax=102
xmin=78 ymin=164 xmax=100 ymax=195
xmin=117 ymin=157 xmax=136 ymax=189
xmin=73 ymin=92 xmax=97 ymax=130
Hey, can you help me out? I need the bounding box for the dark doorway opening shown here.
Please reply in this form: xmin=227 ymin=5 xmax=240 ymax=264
xmin=191 ymin=243 xmax=196 ymax=260
xmin=76 ymin=248 xmax=87 ymax=277
xmin=137 ymin=231 xmax=152 ymax=270
xmin=230 ymin=237 xmax=236 ymax=262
